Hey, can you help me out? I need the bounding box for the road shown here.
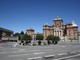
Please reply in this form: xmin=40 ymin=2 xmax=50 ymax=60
xmin=0 ymin=41 xmax=80 ymax=60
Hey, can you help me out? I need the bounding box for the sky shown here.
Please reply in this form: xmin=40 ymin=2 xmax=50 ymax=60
xmin=0 ymin=0 xmax=80 ymax=33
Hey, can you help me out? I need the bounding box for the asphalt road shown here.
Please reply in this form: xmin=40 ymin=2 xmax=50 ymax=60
xmin=0 ymin=41 xmax=80 ymax=60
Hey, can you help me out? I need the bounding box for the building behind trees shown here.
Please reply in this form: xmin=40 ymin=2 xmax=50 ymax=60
xmin=26 ymin=16 xmax=78 ymax=40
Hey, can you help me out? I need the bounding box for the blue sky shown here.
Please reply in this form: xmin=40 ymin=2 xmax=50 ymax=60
xmin=0 ymin=0 xmax=80 ymax=33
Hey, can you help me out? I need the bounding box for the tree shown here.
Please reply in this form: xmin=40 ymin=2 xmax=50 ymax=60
xmin=46 ymin=35 xmax=54 ymax=45
xmin=46 ymin=35 xmax=60 ymax=44
xmin=36 ymin=34 xmax=44 ymax=45
xmin=23 ymin=34 xmax=32 ymax=40
xmin=23 ymin=34 xmax=28 ymax=40
xmin=14 ymin=33 xmax=21 ymax=40
xmin=52 ymin=36 xmax=60 ymax=44
xmin=23 ymin=34 xmax=32 ymax=44
xmin=23 ymin=34 xmax=28 ymax=45
xmin=14 ymin=31 xmax=25 ymax=44
xmin=14 ymin=33 xmax=20 ymax=36
xmin=20 ymin=31 xmax=24 ymax=35
xmin=20 ymin=31 xmax=24 ymax=40
xmin=27 ymin=35 xmax=32 ymax=41
xmin=36 ymin=34 xmax=44 ymax=40
xmin=46 ymin=35 xmax=54 ymax=41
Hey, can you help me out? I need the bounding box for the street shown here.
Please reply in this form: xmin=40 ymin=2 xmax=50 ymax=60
xmin=0 ymin=41 xmax=80 ymax=60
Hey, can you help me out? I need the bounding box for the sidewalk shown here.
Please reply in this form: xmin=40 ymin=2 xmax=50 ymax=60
xmin=58 ymin=40 xmax=80 ymax=45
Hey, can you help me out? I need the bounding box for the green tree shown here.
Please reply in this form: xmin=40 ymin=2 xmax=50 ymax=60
xmin=20 ymin=31 xmax=24 ymax=35
xmin=20 ymin=31 xmax=24 ymax=40
xmin=46 ymin=35 xmax=54 ymax=45
xmin=14 ymin=33 xmax=19 ymax=36
xmin=23 ymin=34 xmax=28 ymax=40
xmin=52 ymin=36 xmax=60 ymax=44
xmin=36 ymin=34 xmax=44 ymax=45
xmin=23 ymin=34 xmax=32 ymax=42
xmin=46 ymin=35 xmax=60 ymax=44
xmin=46 ymin=35 xmax=54 ymax=41
xmin=27 ymin=35 xmax=32 ymax=40
xmin=36 ymin=34 xmax=44 ymax=40
xmin=14 ymin=33 xmax=21 ymax=40
xmin=23 ymin=34 xmax=32 ymax=40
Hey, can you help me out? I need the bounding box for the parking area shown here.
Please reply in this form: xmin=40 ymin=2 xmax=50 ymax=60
xmin=0 ymin=42 xmax=80 ymax=60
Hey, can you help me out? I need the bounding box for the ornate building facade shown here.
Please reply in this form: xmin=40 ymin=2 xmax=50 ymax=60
xmin=26 ymin=16 xmax=78 ymax=40
xmin=43 ymin=16 xmax=78 ymax=40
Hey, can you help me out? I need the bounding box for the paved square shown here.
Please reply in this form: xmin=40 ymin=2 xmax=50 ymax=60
xmin=0 ymin=42 xmax=80 ymax=60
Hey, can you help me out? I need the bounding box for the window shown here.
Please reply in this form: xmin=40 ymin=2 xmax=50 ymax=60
xmin=57 ymin=24 xmax=59 ymax=27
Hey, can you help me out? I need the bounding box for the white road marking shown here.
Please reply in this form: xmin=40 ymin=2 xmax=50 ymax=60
xmin=13 ymin=43 xmax=18 ymax=47
xmin=44 ymin=55 xmax=55 ymax=57
xmin=8 ymin=53 xmax=30 ymax=57
xmin=70 ymin=51 xmax=76 ymax=54
xmin=57 ymin=53 xmax=67 ymax=55
xmin=54 ymin=54 xmax=80 ymax=60
xmin=28 ymin=57 xmax=42 ymax=60
xmin=29 ymin=50 xmax=40 ymax=52
xmin=33 ymin=52 xmax=46 ymax=54
xmin=0 ymin=50 xmax=40 ymax=54
xmin=8 ymin=50 xmax=42 ymax=57
xmin=8 ymin=52 xmax=45 ymax=57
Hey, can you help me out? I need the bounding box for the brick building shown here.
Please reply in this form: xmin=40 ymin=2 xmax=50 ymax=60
xmin=26 ymin=28 xmax=35 ymax=40
xmin=26 ymin=28 xmax=43 ymax=40
xmin=26 ymin=16 xmax=78 ymax=40
xmin=43 ymin=16 xmax=78 ymax=40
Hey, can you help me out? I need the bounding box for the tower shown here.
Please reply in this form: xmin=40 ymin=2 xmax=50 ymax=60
xmin=72 ymin=21 xmax=78 ymax=39
xmin=66 ymin=21 xmax=78 ymax=40
xmin=26 ymin=28 xmax=34 ymax=39
xmin=53 ymin=16 xmax=63 ymax=28
xmin=53 ymin=16 xmax=63 ymax=38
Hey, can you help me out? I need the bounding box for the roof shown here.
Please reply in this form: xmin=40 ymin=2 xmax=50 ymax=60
xmin=54 ymin=16 xmax=63 ymax=20
xmin=0 ymin=27 xmax=13 ymax=33
xmin=27 ymin=28 xmax=34 ymax=31
xmin=66 ymin=21 xmax=78 ymax=27
xmin=72 ymin=21 xmax=77 ymax=26
xmin=66 ymin=23 xmax=72 ymax=25
xmin=43 ymin=23 xmax=49 ymax=26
